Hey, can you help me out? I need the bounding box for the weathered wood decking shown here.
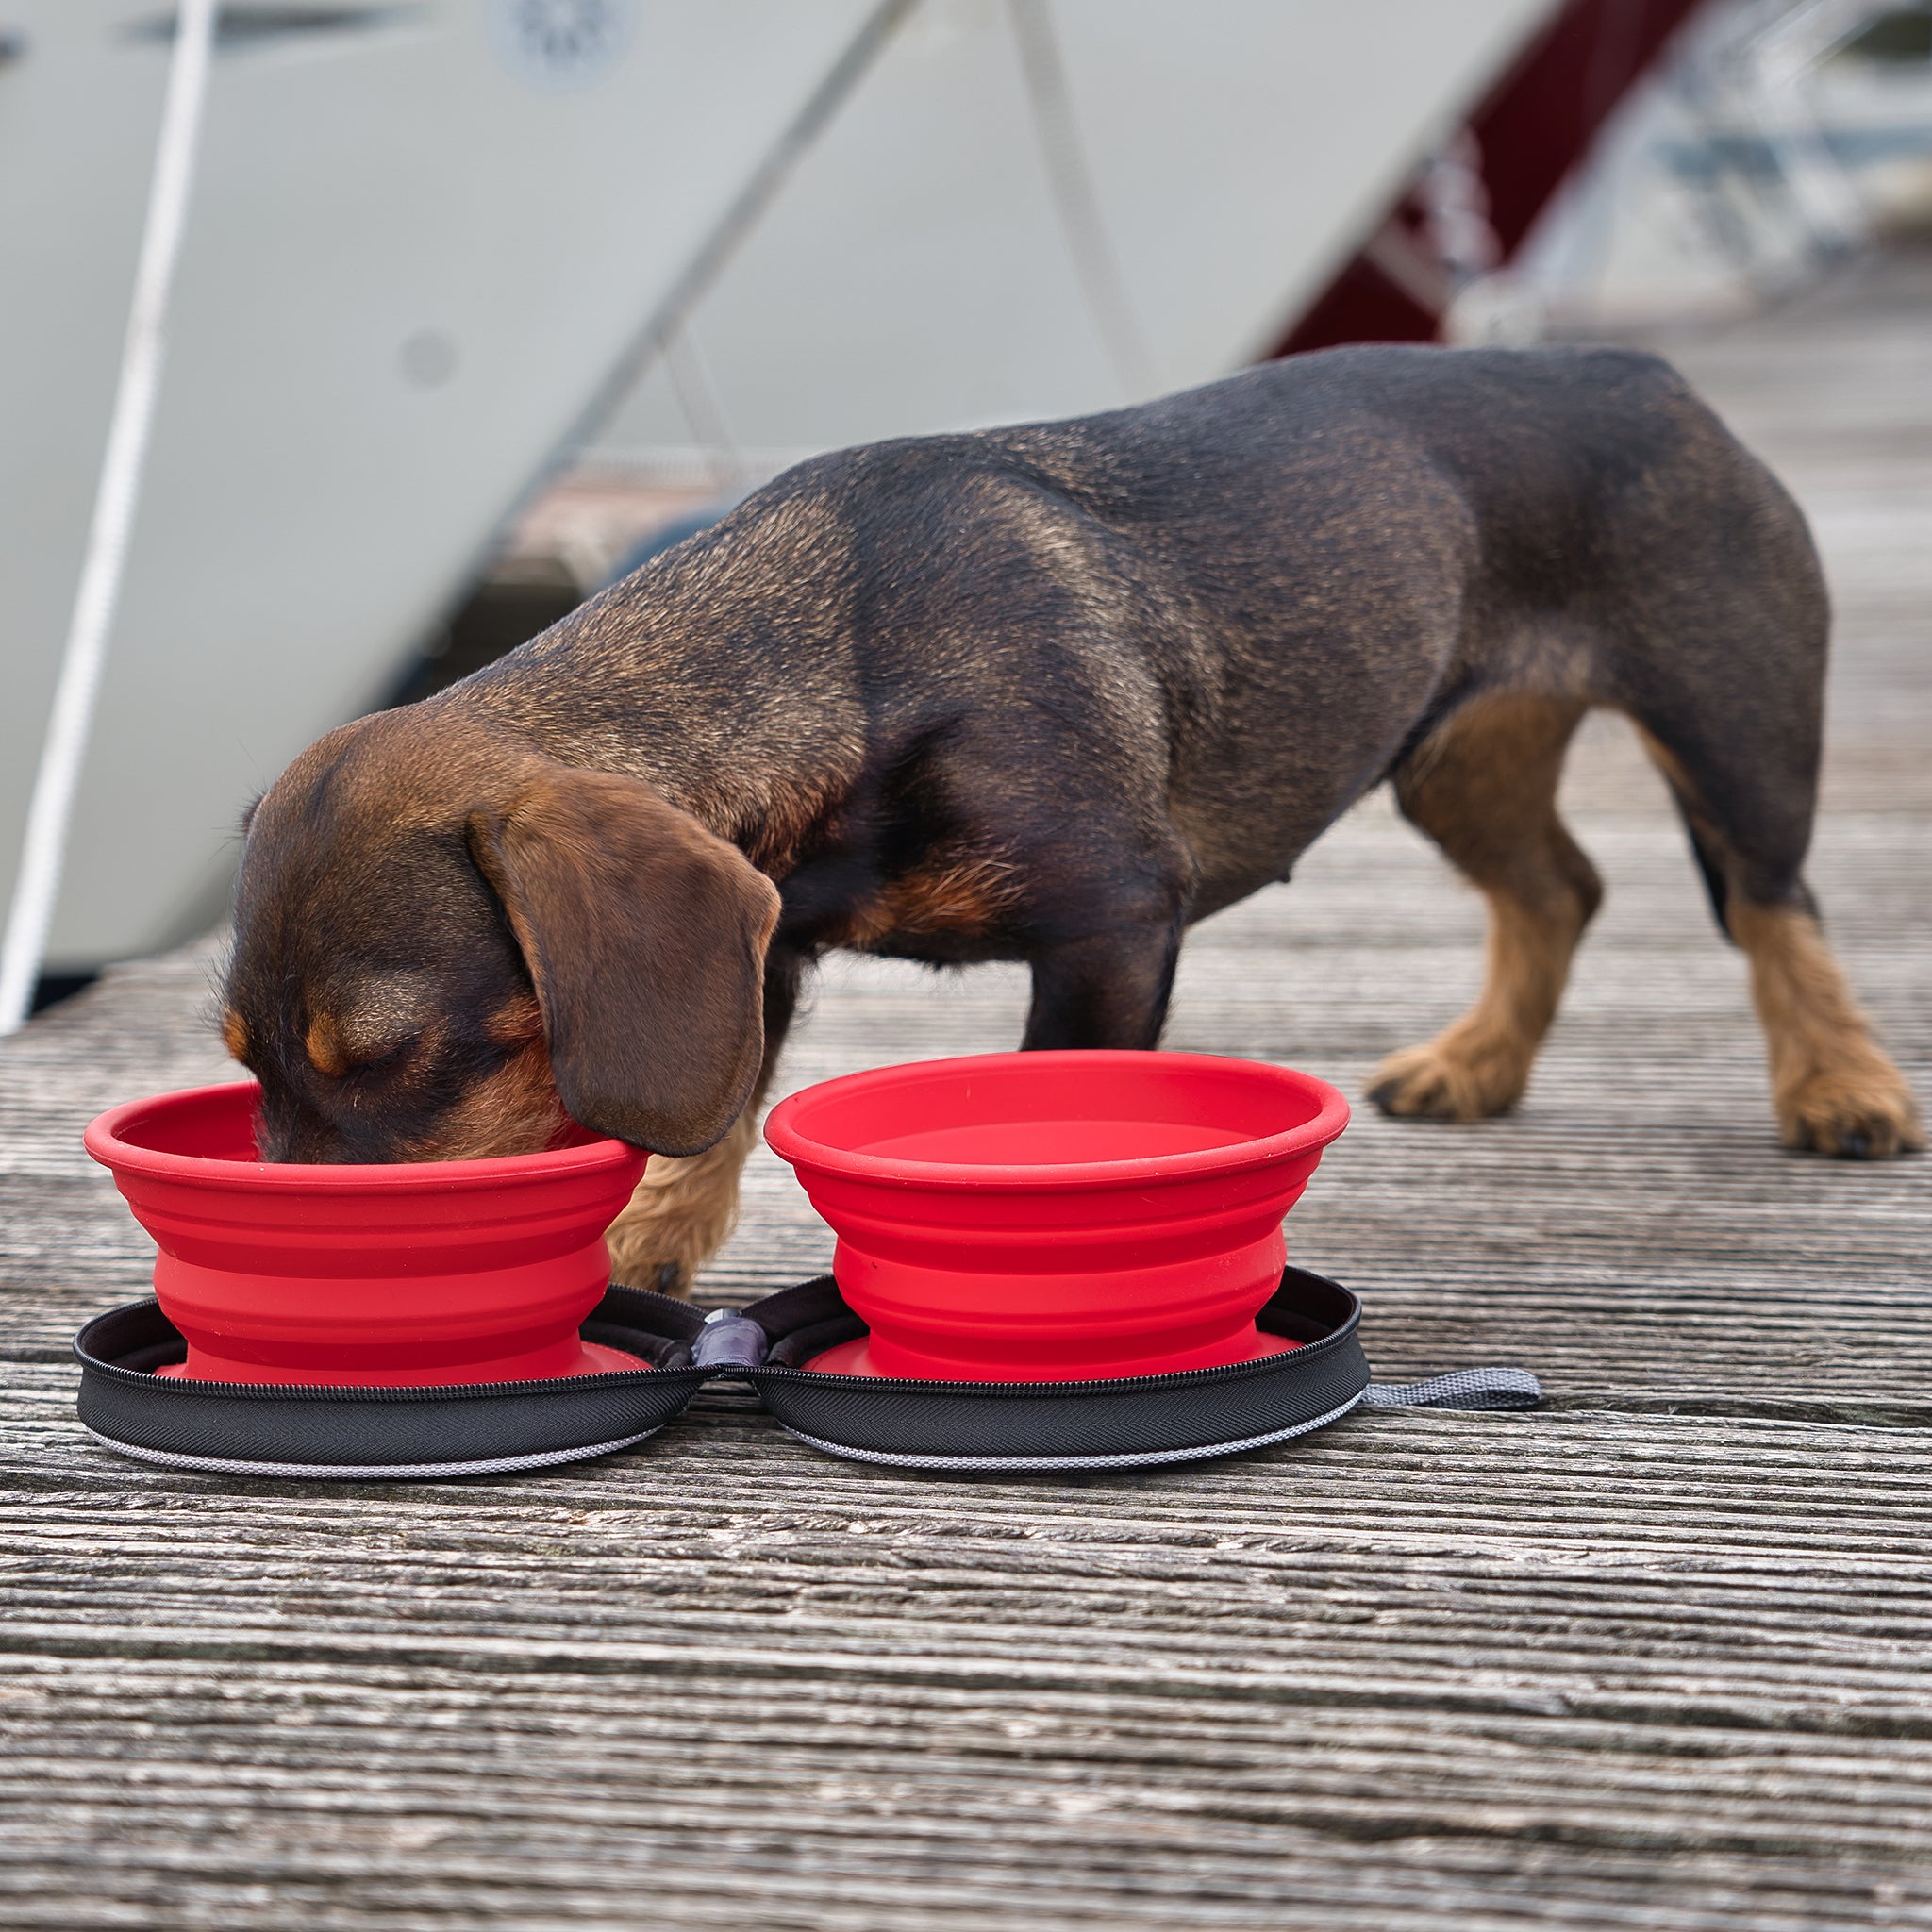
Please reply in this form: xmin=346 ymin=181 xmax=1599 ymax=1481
xmin=3 ymin=253 xmax=1929 ymax=1929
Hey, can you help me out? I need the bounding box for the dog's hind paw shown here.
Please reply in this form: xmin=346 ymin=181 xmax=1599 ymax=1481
xmin=1776 ymin=1059 xmax=1925 ymax=1159
xmin=1367 ymin=1033 xmax=1528 ymax=1123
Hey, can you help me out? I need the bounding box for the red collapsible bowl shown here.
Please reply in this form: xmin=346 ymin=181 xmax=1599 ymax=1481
xmin=762 ymin=1051 xmax=1349 ymax=1382
xmin=83 ymin=1082 xmax=650 ymax=1387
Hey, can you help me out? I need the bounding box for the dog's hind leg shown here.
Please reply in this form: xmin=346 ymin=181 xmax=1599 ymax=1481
xmin=1724 ymin=895 xmax=1922 ymax=1157
xmin=603 ymin=954 xmax=803 ymax=1297
xmin=1632 ymin=725 xmax=1923 ymax=1159
xmin=1370 ymin=691 xmax=1600 ymax=1122
xmin=1596 ymin=441 xmax=1921 ymax=1158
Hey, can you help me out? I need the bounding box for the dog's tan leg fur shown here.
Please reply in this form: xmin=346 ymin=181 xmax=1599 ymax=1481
xmin=1371 ymin=693 xmax=1599 ymax=1121
xmin=1634 ymin=727 xmax=1920 ymax=1156
xmin=604 ymin=1103 xmax=762 ymax=1297
xmin=1727 ymin=900 xmax=1924 ymax=1157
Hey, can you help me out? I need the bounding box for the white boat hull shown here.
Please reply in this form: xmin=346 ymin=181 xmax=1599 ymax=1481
xmin=0 ymin=0 xmax=1553 ymax=971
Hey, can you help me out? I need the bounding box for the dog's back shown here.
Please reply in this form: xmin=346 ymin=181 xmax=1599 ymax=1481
xmin=689 ymin=347 xmax=1798 ymax=905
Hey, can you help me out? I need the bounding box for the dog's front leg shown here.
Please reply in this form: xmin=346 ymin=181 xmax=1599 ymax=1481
xmin=1023 ymin=920 xmax=1183 ymax=1051
xmin=603 ymin=955 xmax=801 ymax=1297
xmin=604 ymin=1106 xmax=762 ymax=1297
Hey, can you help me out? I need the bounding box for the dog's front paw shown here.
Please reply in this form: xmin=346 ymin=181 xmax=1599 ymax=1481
xmin=605 ymin=1170 xmax=732 ymax=1302
xmin=603 ymin=1109 xmax=760 ymax=1298
xmin=1368 ymin=1031 xmax=1528 ymax=1122
xmin=619 ymin=1257 xmax=695 ymax=1298
xmin=1776 ymin=1058 xmax=1924 ymax=1159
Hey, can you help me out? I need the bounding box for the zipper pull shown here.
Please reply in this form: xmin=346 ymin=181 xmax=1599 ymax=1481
xmin=691 ymin=1307 xmax=771 ymax=1372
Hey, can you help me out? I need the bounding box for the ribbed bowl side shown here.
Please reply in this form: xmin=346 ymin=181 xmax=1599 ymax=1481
xmin=84 ymin=1083 xmax=647 ymax=1381
xmin=765 ymin=1052 xmax=1348 ymax=1377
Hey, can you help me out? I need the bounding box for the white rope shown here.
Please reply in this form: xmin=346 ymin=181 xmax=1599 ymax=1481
xmin=554 ymin=0 xmax=917 ymax=463
xmin=662 ymin=324 xmax=745 ymax=494
xmin=0 ymin=0 xmax=219 ymax=1034
xmin=1008 ymin=0 xmax=1158 ymax=402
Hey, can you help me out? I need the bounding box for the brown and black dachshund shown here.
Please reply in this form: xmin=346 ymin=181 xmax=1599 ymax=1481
xmin=223 ymin=345 xmax=1924 ymax=1291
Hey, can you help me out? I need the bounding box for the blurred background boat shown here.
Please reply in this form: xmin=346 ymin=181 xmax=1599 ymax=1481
xmin=3 ymin=0 xmax=1927 ymax=1006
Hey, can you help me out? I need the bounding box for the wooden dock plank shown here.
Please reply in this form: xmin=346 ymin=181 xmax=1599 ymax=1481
xmin=3 ymin=1402 xmax=1932 ymax=1928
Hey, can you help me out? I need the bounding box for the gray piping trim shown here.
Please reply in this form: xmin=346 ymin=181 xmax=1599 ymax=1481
xmin=83 ymin=1425 xmax=661 ymax=1480
xmin=774 ymin=1391 xmax=1367 ymax=1471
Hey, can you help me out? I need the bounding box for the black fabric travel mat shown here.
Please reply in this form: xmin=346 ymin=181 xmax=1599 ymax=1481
xmin=73 ymin=1285 xmax=710 ymax=1480
xmin=74 ymin=1270 xmax=1539 ymax=1480
xmin=730 ymin=1268 xmax=1539 ymax=1471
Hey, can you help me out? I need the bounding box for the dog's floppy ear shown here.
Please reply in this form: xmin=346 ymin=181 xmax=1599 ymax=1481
xmin=467 ymin=765 xmax=781 ymax=1156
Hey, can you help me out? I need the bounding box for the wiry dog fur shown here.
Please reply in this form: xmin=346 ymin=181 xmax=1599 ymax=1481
xmin=224 ymin=345 xmax=1923 ymax=1292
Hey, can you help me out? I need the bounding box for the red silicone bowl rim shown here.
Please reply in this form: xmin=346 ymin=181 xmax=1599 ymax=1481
xmin=83 ymin=1081 xmax=641 ymax=1191
xmin=762 ymin=1051 xmax=1350 ymax=1193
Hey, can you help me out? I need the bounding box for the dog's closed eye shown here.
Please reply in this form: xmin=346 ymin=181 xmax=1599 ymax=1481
xmin=304 ymin=1012 xmax=416 ymax=1078
xmin=304 ymin=975 xmax=440 ymax=1078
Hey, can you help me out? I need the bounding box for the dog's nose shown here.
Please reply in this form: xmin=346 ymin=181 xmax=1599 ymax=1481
xmin=255 ymin=1104 xmax=357 ymax=1166
xmin=257 ymin=1125 xmax=316 ymax=1164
